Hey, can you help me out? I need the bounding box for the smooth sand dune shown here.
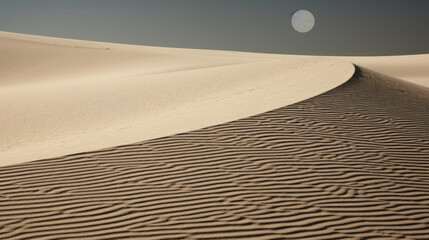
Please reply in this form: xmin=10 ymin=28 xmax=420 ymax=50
xmin=1 ymin=67 xmax=429 ymax=239
xmin=0 ymin=31 xmax=354 ymax=166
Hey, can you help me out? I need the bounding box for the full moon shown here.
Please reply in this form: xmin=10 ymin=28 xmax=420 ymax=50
xmin=291 ymin=10 xmax=315 ymax=33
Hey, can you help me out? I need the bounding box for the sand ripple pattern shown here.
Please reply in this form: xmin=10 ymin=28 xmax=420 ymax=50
xmin=1 ymin=67 xmax=429 ymax=239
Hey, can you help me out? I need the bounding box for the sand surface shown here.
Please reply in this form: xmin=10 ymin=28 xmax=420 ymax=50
xmin=0 ymin=31 xmax=354 ymax=166
xmin=1 ymin=67 xmax=429 ymax=239
xmin=1 ymin=32 xmax=429 ymax=239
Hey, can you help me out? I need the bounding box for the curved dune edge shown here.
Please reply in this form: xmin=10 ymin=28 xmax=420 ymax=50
xmin=1 ymin=67 xmax=429 ymax=239
xmin=0 ymin=32 xmax=355 ymax=166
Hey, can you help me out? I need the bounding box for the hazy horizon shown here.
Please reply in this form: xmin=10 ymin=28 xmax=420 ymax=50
xmin=1 ymin=0 xmax=428 ymax=55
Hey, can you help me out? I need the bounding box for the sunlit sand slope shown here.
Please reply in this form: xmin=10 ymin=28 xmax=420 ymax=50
xmin=1 ymin=67 xmax=428 ymax=239
xmin=0 ymin=31 xmax=354 ymax=166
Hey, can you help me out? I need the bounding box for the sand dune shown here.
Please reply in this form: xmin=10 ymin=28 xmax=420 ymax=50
xmin=0 ymin=31 xmax=354 ymax=166
xmin=1 ymin=67 xmax=429 ymax=239
xmin=1 ymin=32 xmax=429 ymax=239
xmin=344 ymin=54 xmax=429 ymax=88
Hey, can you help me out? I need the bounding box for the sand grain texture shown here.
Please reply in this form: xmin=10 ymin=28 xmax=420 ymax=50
xmin=1 ymin=67 xmax=429 ymax=239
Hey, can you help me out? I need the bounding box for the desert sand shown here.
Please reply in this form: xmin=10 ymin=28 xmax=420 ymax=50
xmin=1 ymin=32 xmax=429 ymax=239
xmin=0 ymin=31 xmax=355 ymax=166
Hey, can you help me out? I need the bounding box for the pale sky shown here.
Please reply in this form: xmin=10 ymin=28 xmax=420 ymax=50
xmin=1 ymin=0 xmax=428 ymax=55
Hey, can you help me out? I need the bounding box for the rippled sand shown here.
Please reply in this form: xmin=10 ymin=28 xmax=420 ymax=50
xmin=1 ymin=67 xmax=429 ymax=239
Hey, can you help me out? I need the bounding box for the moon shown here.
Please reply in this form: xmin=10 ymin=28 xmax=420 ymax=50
xmin=291 ymin=10 xmax=315 ymax=33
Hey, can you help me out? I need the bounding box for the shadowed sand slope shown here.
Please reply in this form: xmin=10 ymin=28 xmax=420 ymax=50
xmin=1 ymin=67 xmax=429 ymax=239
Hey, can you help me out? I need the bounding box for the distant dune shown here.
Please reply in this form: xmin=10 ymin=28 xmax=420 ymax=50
xmin=1 ymin=32 xmax=429 ymax=239
xmin=343 ymin=54 xmax=429 ymax=88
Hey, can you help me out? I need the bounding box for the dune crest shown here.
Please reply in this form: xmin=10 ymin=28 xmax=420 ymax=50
xmin=0 ymin=32 xmax=354 ymax=166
